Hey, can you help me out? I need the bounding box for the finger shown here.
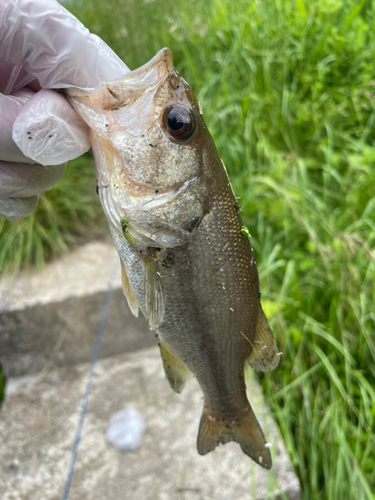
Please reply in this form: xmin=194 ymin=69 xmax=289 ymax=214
xmin=0 ymin=0 xmax=130 ymax=90
xmin=0 ymin=195 xmax=39 ymax=221
xmin=0 ymin=89 xmax=36 ymax=164
xmin=0 ymin=63 xmax=39 ymax=95
xmin=12 ymin=89 xmax=90 ymax=165
xmin=0 ymin=160 xmax=66 ymax=198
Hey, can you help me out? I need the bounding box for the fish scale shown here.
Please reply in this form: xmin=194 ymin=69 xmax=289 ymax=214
xmin=66 ymin=47 xmax=279 ymax=469
xmin=157 ymin=197 xmax=257 ymax=411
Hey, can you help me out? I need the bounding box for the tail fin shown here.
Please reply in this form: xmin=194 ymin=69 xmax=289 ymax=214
xmin=197 ymin=406 xmax=272 ymax=469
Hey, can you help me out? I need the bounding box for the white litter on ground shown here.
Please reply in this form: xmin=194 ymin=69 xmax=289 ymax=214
xmin=106 ymin=408 xmax=145 ymax=451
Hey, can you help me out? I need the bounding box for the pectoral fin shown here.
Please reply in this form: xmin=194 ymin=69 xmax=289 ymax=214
xmin=247 ymin=309 xmax=279 ymax=372
xmin=120 ymin=260 xmax=139 ymax=317
xmin=197 ymin=405 xmax=272 ymax=469
xmin=158 ymin=339 xmax=190 ymax=393
xmin=142 ymin=248 xmax=166 ymax=330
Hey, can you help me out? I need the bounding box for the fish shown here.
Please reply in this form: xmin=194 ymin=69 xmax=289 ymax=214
xmin=66 ymin=48 xmax=279 ymax=469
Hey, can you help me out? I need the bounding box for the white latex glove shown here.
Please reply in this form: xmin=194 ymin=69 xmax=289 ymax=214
xmin=0 ymin=0 xmax=130 ymax=221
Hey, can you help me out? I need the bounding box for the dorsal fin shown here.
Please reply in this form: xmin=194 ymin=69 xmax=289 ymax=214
xmin=247 ymin=309 xmax=279 ymax=372
xmin=120 ymin=260 xmax=139 ymax=317
xmin=158 ymin=339 xmax=191 ymax=394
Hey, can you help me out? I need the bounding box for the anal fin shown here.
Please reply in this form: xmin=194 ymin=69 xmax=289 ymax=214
xmin=120 ymin=260 xmax=139 ymax=317
xmin=247 ymin=308 xmax=279 ymax=372
xmin=197 ymin=405 xmax=272 ymax=469
xmin=158 ymin=339 xmax=190 ymax=393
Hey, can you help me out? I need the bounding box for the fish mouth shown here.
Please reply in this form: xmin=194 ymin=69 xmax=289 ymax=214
xmin=66 ymin=48 xmax=174 ymax=110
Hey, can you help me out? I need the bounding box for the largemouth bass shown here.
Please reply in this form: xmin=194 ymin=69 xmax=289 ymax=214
xmin=66 ymin=48 xmax=279 ymax=469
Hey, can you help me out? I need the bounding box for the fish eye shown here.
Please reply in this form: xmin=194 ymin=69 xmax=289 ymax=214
xmin=162 ymin=104 xmax=196 ymax=141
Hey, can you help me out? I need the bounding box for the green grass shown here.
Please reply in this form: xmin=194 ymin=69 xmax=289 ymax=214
xmin=1 ymin=0 xmax=375 ymax=498
xmin=0 ymin=153 xmax=105 ymax=275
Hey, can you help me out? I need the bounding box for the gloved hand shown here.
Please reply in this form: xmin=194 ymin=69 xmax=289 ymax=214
xmin=0 ymin=0 xmax=130 ymax=221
